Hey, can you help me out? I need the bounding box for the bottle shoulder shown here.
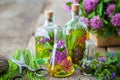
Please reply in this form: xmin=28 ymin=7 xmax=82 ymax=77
xmin=65 ymin=19 xmax=88 ymax=31
xmin=35 ymin=24 xmax=58 ymax=37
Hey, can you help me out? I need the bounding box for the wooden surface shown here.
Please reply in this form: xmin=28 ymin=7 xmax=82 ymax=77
xmin=0 ymin=0 xmax=46 ymax=57
xmin=90 ymin=33 xmax=120 ymax=47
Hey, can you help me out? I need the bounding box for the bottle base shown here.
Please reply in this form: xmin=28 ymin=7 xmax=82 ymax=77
xmin=50 ymin=68 xmax=74 ymax=78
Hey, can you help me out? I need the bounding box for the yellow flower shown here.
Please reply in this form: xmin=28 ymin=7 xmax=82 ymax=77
xmin=67 ymin=56 xmax=72 ymax=61
xmin=36 ymin=45 xmax=44 ymax=52
xmin=48 ymin=64 xmax=60 ymax=76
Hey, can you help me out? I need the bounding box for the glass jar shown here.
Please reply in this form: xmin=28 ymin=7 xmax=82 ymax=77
xmin=35 ymin=11 xmax=58 ymax=66
xmin=64 ymin=4 xmax=88 ymax=67
xmin=82 ymin=40 xmax=96 ymax=76
xmin=48 ymin=28 xmax=74 ymax=77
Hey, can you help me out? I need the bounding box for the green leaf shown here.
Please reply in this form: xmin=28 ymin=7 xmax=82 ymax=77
xmin=105 ymin=58 xmax=112 ymax=65
xmin=103 ymin=30 xmax=113 ymax=39
xmin=96 ymin=1 xmax=103 ymax=16
xmin=103 ymin=0 xmax=110 ymax=3
xmin=98 ymin=75 xmax=104 ymax=80
xmin=115 ymin=0 xmax=120 ymax=13
xmin=88 ymin=11 xmax=95 ymax=18
xmin=95 ymin=52 xmax=106 ymax=57
xmin=66 ymin=2 xmax=72 ymax=6
xmin=102 ymin=19 xmax=108 ymax=24
xmin=104 ymin=52 xmax=111 ymax=57
xmin=103 ymin=69 xmax=111 ymax=76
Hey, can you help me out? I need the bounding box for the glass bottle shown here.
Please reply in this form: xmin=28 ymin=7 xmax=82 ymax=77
xmin=48 ymin=28 xmax=74 ymax=77
xmin=35 ymin=11 xmax=58 ymax=66
xmin=82 ymin=40 xmax=96 ymax=76
xmin=64 ymin=4 xmax=88 ymax=66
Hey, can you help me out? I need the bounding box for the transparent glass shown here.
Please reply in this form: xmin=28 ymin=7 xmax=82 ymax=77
xmin=64 ymin=11 xmax=88 ymax=66
xmin=82 ymin=40 xmax=96 ymax=76
xmin=35 ymin=17 xmax=58 ymax=66
xmin=48 ymin=28 xmax=74 ymax=77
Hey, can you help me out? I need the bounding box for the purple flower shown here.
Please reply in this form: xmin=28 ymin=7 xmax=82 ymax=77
xmin=84 ymin=0 xmax=99 ymax=13
xmin=54 ymin=49 xmax=68 ymax=64
xmin=90 ymin=16 xmax=103 ymax=30
xmin=80 ymin=17 xmax=90 ymax=26
xmin=106 ymin=4 xmax=115 ymax=17
xmin=39 ymin=38 xmax=45 ymax=43
xmin=111 ymin=72 xmax=116 ymax=79
xmin=97 ymin=64 xmax=100 ymax=67
xmin=99 ymin=57 xmax=105 ymax=62
xmin=104 ymin=76 xmax=107 ymax=80
xmin=57 ymin=40 xmax=65 ymax=48
xmin=39 ymin=38 xmax=49 ymax=43
xmin=116 ymin=64 xmax=120 ymax=67
xmin=111 ymin=52 xmax=115 ymax=57
xmin=111 ymin=13 xmax=120 ymax=27
xmin=64 ymin=3 xmax=71 ymax=11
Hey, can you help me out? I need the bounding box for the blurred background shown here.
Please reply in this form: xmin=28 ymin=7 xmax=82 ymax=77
xmin=0 ymin=0 xmax=70 ymax=57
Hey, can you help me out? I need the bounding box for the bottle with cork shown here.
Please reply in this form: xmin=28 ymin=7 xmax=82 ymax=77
xmin=64 ymin=4 xmax=88 ymax=68
xmin=35 ymin=10 xmax=58 ymax=66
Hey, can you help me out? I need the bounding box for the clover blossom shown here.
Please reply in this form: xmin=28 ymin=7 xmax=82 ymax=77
xmin=84 ymin=0 xmax=99 ymax=13
xmin=80 ymin=17 xmax=90 ymax=26
xmin=90 ymin=16 xmax=103 ymax=30
xmin=106 ymin=4 xmax=115 ymax=17
xmin=111 ymin=13 xmax=120 ymax=27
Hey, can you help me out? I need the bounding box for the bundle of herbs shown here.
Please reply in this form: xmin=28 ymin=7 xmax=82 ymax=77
xmin=90 ymin=52 xmax=120 ymax=80
xmin=0 ymin=49 xmax=46 ymax=80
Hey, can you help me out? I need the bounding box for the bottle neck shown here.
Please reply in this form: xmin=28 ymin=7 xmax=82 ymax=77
xmin=45 ymin=17 xmax=54 ymax=26
xmin=54 ymin=28 xmax=66 ymax=44
xmin=85 ymin=40 xmax=96 ymax=60
xmin=71 ymin=10 xmax=81 ymax=21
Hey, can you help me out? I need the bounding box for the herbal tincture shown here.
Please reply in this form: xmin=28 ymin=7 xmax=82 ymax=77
xmin=35 ymin=11 xmax=58 ymax=66
xmin=64 ymin=4 xmax=88 ymax=67
xmin=48 ymin=28 xmax=74 ymax=77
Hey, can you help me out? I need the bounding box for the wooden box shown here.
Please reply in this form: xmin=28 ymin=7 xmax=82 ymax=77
xmin=89 ymin=33 xmax=120 ymax=47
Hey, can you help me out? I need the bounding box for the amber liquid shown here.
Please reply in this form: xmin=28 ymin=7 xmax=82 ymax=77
xmin=66 ymin=28 xmax=88 ymax=65
xmin=48 ymin=56 xmax=74 ymax=77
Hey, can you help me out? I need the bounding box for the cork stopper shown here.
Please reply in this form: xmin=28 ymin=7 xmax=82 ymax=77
xmin=72 ymin=4 xmax=80 ymax=15
xmin=45 ymin=10 xmax=53 ymax=18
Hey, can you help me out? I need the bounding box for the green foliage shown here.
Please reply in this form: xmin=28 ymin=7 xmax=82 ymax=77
xmin=103 ymin=0 xmax=110 ymax=3
xmin=65 ymin=19 xmax=86 ymax=57
xmin=66 ymin=2 xmax=72 ymax=6
xmin=65 ymin=0 xmax=120 ymax=39
xmin=35 ymin=31 xmax=54 ymax=65
xmin=0 ymin=49 xmax=46 ymax=80
xmin=88 ymin=11 xmax=95 ymax=19
xmin=115 ymin=0 xmax=120 ymax=13
xmin=90 ymin=51 xmax=120 ymax=80
xmin=96 ymin=1 xmax=103 ymax=17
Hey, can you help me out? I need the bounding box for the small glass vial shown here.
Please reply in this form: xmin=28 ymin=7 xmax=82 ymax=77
xmin=82 ymin=40 xmax=96 ymax=76
xmin=48 ymin=28 xmax=74 ymax=77
xmin=64 ymin=4 xmax=88 ymax=66
xmin=35 ymin=11 xmax=58 ymax=66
